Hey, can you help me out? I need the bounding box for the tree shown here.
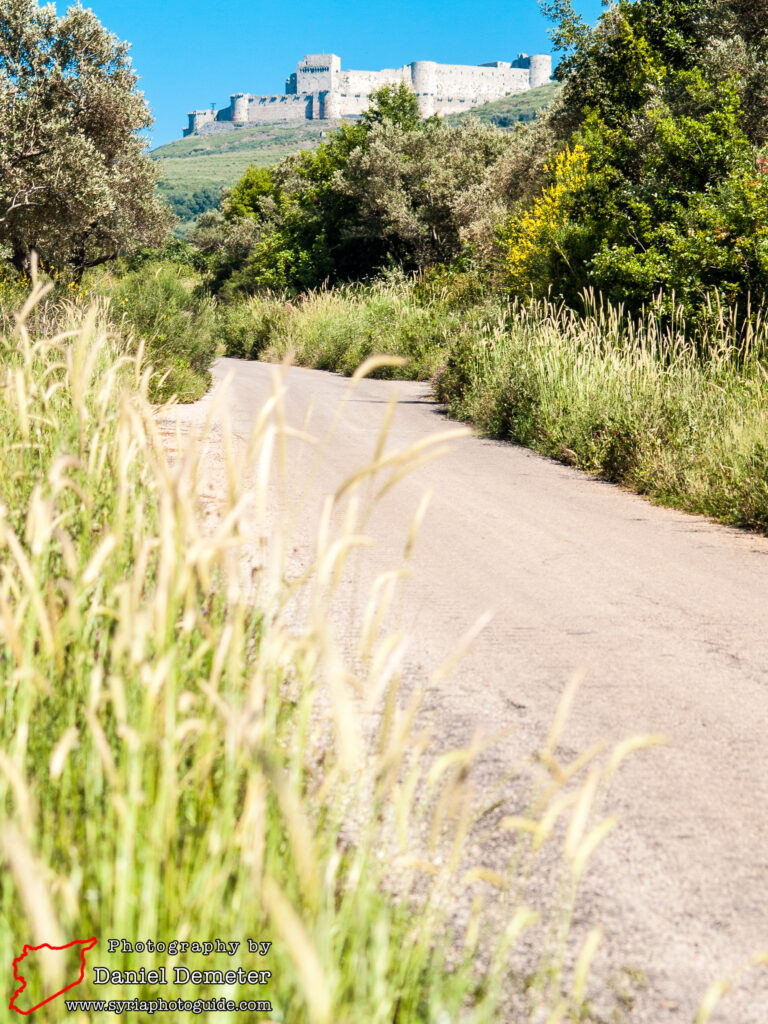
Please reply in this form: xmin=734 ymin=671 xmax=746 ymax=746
xmin=541 ymin=0 xmax=768 ymax=144
xmin=539 ymin=0 xmax=591 ymax=59
xmin=341 ymin=119 xmax=512 ymax=269
xmin=501 ymin=2 xmax=768 ymax=330
xmin=0 ymin=0 xmax=171 ymax=275
xmin=541 ymin=0 xmax=707 ymax=138
xmin=223 ymin=166 xmax=279 ymax=222
xmin=697 ymin=0 xmax=768 ymax=145
xmin=360 ymin=82 xmax=422 ymax=132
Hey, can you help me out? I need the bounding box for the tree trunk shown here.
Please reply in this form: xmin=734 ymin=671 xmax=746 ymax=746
xmin=11 ymin=245 xmax=39 ymax=276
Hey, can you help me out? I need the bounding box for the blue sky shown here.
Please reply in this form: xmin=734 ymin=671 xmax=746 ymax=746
xmin=82 ymin=0 xmax=605 ymax=148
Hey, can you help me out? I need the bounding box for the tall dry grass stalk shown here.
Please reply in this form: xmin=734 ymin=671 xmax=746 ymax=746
xmin=0 ymin=281 xmax=666 ymax=1022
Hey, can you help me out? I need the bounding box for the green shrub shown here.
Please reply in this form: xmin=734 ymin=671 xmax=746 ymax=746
xmin=107 ymin=263 xmax=217 ymax=401
xmin=215 ymin=295 xmax=289 ymax=359
xmin=121 ymin=239 xmax=204 ymax=272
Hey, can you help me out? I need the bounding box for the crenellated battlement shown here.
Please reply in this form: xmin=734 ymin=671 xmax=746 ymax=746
xmin=184 ymin=51 xmax=552 ymax=136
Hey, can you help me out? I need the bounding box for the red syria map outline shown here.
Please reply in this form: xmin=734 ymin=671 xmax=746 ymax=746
xmin=10 ymin=937 xmax=97 ymax=1015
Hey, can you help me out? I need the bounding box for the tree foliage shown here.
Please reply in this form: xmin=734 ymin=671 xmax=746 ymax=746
xmin=340 ymin=119 xmax=510 ymax=269
xmin=545 ymin=0 xmax=768 ymax=145
xmin=360 ymin=82 xmax=422 ymax=132
xmin=192 ymin=85 xmax=511 ymax=295
xmin=0 ymin=0 xmax=171 ymax=274
xmin=502 ymin=0 xmax=768 ymax=329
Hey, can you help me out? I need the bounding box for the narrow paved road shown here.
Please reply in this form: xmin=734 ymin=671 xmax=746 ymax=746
xmin=192 ymin=359 xmax=768 ymax=1022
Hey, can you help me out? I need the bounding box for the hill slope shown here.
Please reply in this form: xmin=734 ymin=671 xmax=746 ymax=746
xmin=153 ymin=83 xmax=559 ymax=231
xmin=445 ymin=81 xmax=560 ymax=127
xmin=152 ymin=122 xmax=332 ymax=230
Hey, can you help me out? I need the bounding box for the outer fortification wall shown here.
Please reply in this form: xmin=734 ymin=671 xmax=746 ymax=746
xmin=240 ymin=94 xmax=311 ymax=123
xmin=333 ymin=67 xmax=411 ymax=117
xmin=423 ymin=63 xmax=530 ymax=115
xmin=184 ymin=52 xmax=552 ymax=135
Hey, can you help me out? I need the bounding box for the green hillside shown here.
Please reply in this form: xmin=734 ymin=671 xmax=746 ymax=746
xmin=153 ymin=83 xmax=559 ymax=232
xmin=445 ymin=81 xmax=561 ymax=127
xmin=152 ymin=122 xmax=332 ymax=231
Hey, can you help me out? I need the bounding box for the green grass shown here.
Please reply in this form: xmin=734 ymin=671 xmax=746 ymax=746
xmin=217 ymin=283 xmax=463 ymax=378
xmin=437 ymin=296 xmax=768 ymax=531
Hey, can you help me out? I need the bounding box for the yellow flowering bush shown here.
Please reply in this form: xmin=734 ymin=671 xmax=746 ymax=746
xmin=0 ymin=267 xmax=30 ymax=330
xmin=503 ymin=144 xmax=590 ymax=297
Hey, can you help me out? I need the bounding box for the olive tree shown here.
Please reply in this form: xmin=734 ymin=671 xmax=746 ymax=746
xmin=0 ymin=0 xmax=171 ymax=274
xmin=340 ymin=118 xmax=513 ymax=269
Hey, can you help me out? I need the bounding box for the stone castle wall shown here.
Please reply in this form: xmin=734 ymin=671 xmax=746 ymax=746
xmin=185 ymin=52 xmax=552 ymax=136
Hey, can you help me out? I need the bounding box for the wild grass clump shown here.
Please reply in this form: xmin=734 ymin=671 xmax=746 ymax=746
xmin=436 ymin=295 xmax=768 ymax=531
xmin=0 ymin=264 xmax=31 ymax=332
xmin=0 ymin=263 xmax=83 ymax=338
xmin=0 ymin=257 xmax=217 ymax=405
xmin=97 ymin=261 xmax=218 ymax=402
xmin=0 ymin=280 xmax=652 ymax=1022
xmin=233 ymin=281 xmax=483 ymax=380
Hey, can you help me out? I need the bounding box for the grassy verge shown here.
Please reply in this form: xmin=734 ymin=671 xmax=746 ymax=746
xmin=218 ymin=278 xmax=489 ymax=379
xmin=437 ymin=297 xmax=768 ymax=530
xmin=0 ymin=280 xmax=652 ymax=1022
xmin=0 ymin=259 xmax=218 ymax=404
xmin=96 ymin=261 xmax=217 ymax=403
xmin=230 ymin=280 xmax=768 ymax=533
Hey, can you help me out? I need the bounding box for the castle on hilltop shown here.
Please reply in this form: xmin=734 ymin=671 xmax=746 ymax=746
xmin=184 ymin=52 xmax=552 ymax=136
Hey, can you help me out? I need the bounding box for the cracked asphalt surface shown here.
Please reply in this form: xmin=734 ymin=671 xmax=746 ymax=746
xmin=178 ymin=358 xmax=768 ymax=1022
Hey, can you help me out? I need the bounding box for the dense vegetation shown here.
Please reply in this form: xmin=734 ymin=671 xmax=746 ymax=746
xmin=187 ymin=84 xmax=522 ymax=294
xmin=0 ymin=0 xmax=212 ymax=400
xmin=187 ymin=1 xmax=768 ymax=334
xmin=517 ymin=0 xmax=768 ymax=328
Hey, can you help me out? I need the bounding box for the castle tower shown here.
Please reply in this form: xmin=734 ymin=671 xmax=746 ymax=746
xmin=185 ymin=109 xmax=216 ymax=136
xmin=320 ymin=90 xmax=341 ymax=119
xmin=410 ymin=61 xmax=437 ymax=117
xmin=527 ymin=54 xmax=552 ymax=89
xmin=296 ymin=54 xmax=341 ymax=96
xmin=231 ymin=93 xmax=249 ymax=123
